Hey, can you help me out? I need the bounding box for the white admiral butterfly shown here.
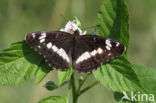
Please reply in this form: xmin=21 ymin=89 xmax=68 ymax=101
xmin=26 ymin=20 xmax=125 ymax=73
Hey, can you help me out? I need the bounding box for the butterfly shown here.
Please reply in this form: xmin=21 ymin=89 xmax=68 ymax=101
xmin=25 ymin=21 xmax=125 ymax=73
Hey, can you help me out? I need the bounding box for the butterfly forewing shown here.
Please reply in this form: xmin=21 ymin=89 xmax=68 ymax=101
xmin=26 ymin=31 xmax=73 ymax=70
xmin=73 ymin=34 xmax=125 ymax=73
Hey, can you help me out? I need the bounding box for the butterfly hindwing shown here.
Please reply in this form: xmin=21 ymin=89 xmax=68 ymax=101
xmin=26 ymin=31 xmax=73 ymax=70
xmin=73 ymin=34 xmax=125 ymax=73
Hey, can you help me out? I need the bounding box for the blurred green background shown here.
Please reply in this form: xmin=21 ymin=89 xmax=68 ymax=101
xmin=0 ymin=0 xmax=156 ymax=103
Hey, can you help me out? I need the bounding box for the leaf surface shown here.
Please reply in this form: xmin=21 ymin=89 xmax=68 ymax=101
xmin=58 ymin=67 xmax=73 ymax=86
xmin=0 ymin=41 xmax=51 ymax=86
xmin=94 ymin=0 xmax=145 ymax=94
xmin=93 ymin=56 xmax=143 ymax=92
xmin=98 ymin=0 xmax=129 ymax=54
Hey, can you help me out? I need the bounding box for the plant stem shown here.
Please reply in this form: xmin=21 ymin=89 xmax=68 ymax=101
xmin=71 ymin=73 xmax=78 ymax=103
xmin=70 ymin=73 xmax=99 ymax=103
xmin=77 ymin=74 xmax=91 ymax=93
xmin=78 ymin=81 xmax=99 ymax=96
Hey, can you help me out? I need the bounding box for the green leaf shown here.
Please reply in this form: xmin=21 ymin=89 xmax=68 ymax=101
xmin=35 ymin=63 xmax=52 ymax=85
xmin=94 ymin=61 xmax=156 ymax=103
xmin=93 ymin=0 xmax=144 ymax=93
xmin=38 ymin=96 xmax=67 ymax=103
xmin=58 ymin=67 xmax=73 ymax=86
xmin=93 ymin=56 xmax=143 ymax=92
xmin=133 ymin=64 xmax=156 ymax=96
xmin=0 ymin=41 xmax=51 ymax=86
xmin=98 ymin=0 xmax=129 ymax=54
xmin=44 ymin=81 xmax=58 ymax=91
xmin=95 ymin=0 xmax=156 ymax=103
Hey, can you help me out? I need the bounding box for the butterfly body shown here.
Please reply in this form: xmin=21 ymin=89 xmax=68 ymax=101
xmin=26 ymin=29 xmax=125 ymax=73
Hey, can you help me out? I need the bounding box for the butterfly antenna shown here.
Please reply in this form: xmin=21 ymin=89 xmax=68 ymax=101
xmin=94 ymin=24 xmax=100 ymax=33
xmin=82 ymin=24 xmax=100 ymax=31
xmin=60 ymin=14 xmax=67 ymax=23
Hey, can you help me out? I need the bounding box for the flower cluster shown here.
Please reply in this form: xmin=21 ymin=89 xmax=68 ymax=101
xmin=60 ymin=19 xmax=86 ymax=35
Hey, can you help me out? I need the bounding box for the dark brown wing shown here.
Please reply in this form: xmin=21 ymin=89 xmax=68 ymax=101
xmin=26 ymin=31 xmax=74 ymax=70
xmin=73 ymin=34 xmax=125 ymax=73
